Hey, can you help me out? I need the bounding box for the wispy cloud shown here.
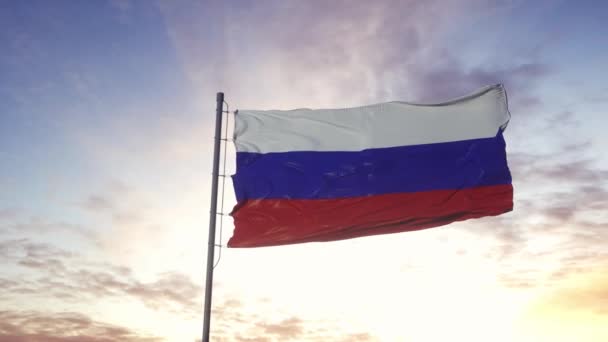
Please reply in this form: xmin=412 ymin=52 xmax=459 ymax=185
xmin=257 ymin=317 xmax=303 ymax=339
xmin=161 ymin=0 xmax=519 ymax=108
xmin=532 ymin=267 xmax=608 ymax=315
xmin=0 ymin=208 xmax=18 ymax=221
xmin=405 ymin=61 xmax=551 ymax=106
xmin=81 ymin=195 xmax=114 ymax=212
xmin=0 ymin=238 xmax=201 ymax=315
xmin=462 ymin=138 xmax=608 ymax=290
xmin=209 ymin=298 xmax=377 ymax=341
xmin=0 ymin=310 xmax=161 ymax=342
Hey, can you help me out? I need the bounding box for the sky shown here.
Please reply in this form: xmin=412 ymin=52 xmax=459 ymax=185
xmin=1 ymin=0 xmax=607 ymax=341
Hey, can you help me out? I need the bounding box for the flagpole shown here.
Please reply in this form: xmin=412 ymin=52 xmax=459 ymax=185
xmin=202 ymin=92 xmax=224 ymax=342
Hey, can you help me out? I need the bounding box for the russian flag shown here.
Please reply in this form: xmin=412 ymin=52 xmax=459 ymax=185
xmin=228 ymin=84 xmax=513 ymax=247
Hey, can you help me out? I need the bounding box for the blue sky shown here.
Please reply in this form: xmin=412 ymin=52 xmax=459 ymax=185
xmin=1 ymin=1 xmax=608 ymax=341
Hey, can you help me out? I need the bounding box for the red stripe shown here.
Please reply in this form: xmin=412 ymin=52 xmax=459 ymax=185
xmin=228 ymin=184 xmax=513 ymax=248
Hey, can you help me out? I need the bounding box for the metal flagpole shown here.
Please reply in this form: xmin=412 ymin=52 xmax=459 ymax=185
xmin=202 ymin=92 xmax=224 ymax=342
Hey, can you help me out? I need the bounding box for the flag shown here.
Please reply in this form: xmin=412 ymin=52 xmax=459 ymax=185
xmin=228 ymin=84 xmax=513 ymax=247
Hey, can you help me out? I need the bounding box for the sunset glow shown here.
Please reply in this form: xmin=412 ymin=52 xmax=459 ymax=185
xmin=1 ymin=1 xmax=607 ymax=341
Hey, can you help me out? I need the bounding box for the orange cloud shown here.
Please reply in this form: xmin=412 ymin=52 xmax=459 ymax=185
xmin=518 ymin=266 xmax=608 ymax=341
xmin=0 ymin=310 xmax=160 ymax=342
xmin=209 ymin=298 xmax=377 ymax=341
xmin=536 ymin=270 xmax=608 ymax=315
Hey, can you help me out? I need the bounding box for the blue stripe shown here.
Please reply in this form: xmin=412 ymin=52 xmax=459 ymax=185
xmin=233 ymin=131 xmax=511 ymax=201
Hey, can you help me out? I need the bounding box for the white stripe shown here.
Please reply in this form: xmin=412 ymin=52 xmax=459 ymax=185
xmin=234 ymin=84 xmax=510 ymax=153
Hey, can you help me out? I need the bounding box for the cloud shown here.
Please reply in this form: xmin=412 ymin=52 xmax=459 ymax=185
xmin=81 ymin=195 xmax=114 ymax=212
xmin=0 ymin=238 xmax=72 ymax=261
xmin=69 ymin=187 xmax=175 ymax=262
xmin=209 ymin=298 xmax=377 ymax=341
xmin=454 ymin=132 xmax=608 ymax=291
xmin=338 ymin=333 xmax=376 ymax=342
xmin=405 ymin=61 xmax=551 ymax=105
xmin=277 ymin=1 xmax=549 ymax=105
xmin=531 ymin=159 xmax=608 ymax=184
xmin=512 ymin=151 xmax=608 ymax=226
xmin=0 ymin=310 xmax=161 ymax=342
xmin=162 ymin=0 xmax=530 ymax=108
xmin=233 ymin=337 xmax=271 ymax=342
xmin=0 ymin=238 xmax=201 ymax=315
xmin=0 ymin=208 xmax=18 ymax=221
xmin=0 ymin=217 xmax=97 ymax=242
xmin=546 ymin=110 xmax=580 ymax=130
xmin=80 ymin=186 xmax=145 ymax=226
xmin=258 ymin=317 xmax=303 ymax=339
xmin=123 ymin=272 xmax=201 ymax=313
xmin=517 ymin=265 xmax=608 ymax=341
xmin=533 ymin=267 xmax=608 ymax=316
